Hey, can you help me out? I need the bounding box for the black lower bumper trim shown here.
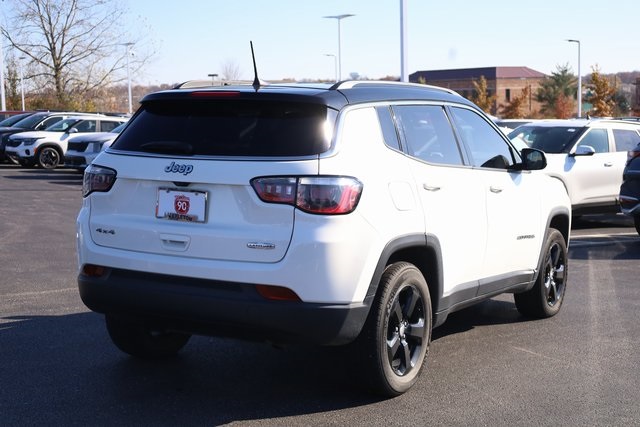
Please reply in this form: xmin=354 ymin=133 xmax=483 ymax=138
xmin=78 ymin=267 xmax=372 ymax=346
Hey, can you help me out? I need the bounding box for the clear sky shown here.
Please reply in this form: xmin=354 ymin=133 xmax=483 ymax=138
xmin=125 ymin=0 xmax=639 ymax=85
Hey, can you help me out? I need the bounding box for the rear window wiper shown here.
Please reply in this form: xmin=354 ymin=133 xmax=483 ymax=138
xmin=139 ymin=140 xmax=194 ymax=155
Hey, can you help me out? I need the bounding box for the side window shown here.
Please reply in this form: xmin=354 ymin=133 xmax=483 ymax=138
xmin=38 ymin=116 xmax=63 ymax=130
xmin=449 ymin=107 xmax=515 ymax=169
xmin=73 ymin=120 xmax=97 ymax=132
xmin=393 ymin=105 xmax=463 ymax=166
xmin=100 ymin=121 xmax=122 ymax=132
xmin=576 ymin=128 xmax=608 ymax=153
xmin=375 ymin=106 xmax=401 ymax=151
xmin=612 ymin=129 xmax=640 ymax=152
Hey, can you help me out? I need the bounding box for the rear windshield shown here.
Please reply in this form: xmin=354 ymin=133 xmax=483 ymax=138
xmin=508 ymin=125 xmax=586 ymax=153
xmin=112 ymin=100 xmax=332 ymax=157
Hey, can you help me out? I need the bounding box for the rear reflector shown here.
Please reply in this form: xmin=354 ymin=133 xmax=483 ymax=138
xmin=82 ymin=264 xmax=107 ymax=277
xmin=256 ymin=285 xmax=301 ymax=301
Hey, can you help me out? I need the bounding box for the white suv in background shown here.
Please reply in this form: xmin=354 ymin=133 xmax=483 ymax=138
xmin=77 ymin=81 xmax=571 ymax=396
xmin=64 ymin=122 xmax=127 ymax=170
xmin=509 ymin=119 xmax=640 ymax=216
xmin=6 ymin=115 xmax=128 ymax=169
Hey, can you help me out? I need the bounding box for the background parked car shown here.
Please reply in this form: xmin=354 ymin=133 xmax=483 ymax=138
xmin=64 ymin=122 xmax=127 ymax=170
xmin=509 ymin=119 xmax=640 ymax=216
xmin=0 ymin=111 xmax=35 ymax=127
xmin=5 ymin=115 xmax=128 ymax=169
xmin=495 ymin=118 xmax=538 ymax=133
xmin=0 ymin=111 xmax=98 ymax=163
xmin=619 ymin=143 xmax=640 ymax=234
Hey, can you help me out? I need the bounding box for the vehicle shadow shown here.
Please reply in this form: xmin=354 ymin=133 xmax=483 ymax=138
xmin=569 ymin=235 xmax=640 ymax=260
xmin=0 ymin=312 xmax=382 ymax=426
xmin=432 ymin=297 xmax=525 ymax=341
xmin=1 ymin=166 xmax=83 ymax=184
xmin=1 ymin=298 xmax=534 ymax=425
xmin=571 ymin=214 xmax=633 ymax=230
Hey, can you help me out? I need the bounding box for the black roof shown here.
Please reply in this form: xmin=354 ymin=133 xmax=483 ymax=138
xmin=140 ymin=81 xmax=479 ymax=112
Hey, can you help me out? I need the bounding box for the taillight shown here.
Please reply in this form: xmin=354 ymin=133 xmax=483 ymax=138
xmin=251 ymin=176 xmax=363 ymax=215
xmin=82 ymin=164 xmax=117 ymax=197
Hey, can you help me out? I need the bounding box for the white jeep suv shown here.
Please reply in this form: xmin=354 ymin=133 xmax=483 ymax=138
xmin=77 ymin=81 xmax=571 ymax=396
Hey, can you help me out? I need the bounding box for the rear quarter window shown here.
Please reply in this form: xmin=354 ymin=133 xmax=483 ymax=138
xmin=112 ymin=100 xmax=332 ymax=157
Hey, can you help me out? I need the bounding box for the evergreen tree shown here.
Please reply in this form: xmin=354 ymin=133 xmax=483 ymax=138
xmin=535 ymin=64 xmax=577 ymax=118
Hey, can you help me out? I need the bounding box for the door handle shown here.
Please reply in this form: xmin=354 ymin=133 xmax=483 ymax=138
xmin=603 ymin=162 xmax=613 ymax=167
xmin=489 ymin=186 xmax=503 ymax=193
xmin=423 ymin=183 xmax=441 ymax=192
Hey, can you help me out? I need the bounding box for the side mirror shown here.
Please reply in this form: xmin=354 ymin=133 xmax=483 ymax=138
xmin=514 ymin=148 xmax=547 ymax=171
xmin=570 ymin=145 xmax=596 ymax=157
xmin=67 ymin=128 xmax=78 ymax=134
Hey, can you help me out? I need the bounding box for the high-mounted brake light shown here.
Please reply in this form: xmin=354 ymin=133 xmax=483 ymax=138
xmin=190 ymin=91 xmax=240 ymax=98
xmin=251 ymin=176 xmax=363 ymax=215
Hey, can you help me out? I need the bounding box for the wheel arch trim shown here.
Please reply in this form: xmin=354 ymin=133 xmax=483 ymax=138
xmin=365 ymin=233 xmax=444 ymax=314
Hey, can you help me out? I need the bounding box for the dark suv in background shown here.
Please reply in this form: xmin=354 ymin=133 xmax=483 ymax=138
xmin=619 ymin=143 xmax=640 ymax=234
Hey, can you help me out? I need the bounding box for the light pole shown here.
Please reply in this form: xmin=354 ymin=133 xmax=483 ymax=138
xmin=0 ymin=28 xmax=5 ymax=111
xmin=324 ymin=54 xmax=337 ymax=82
xmin=323 ymin=14 xmax=355 ymax=81
xmin=400 ymin=0 xmax=408 ymax=82
xmin=19 ymin=56 xmax=25 ymax=111
xmin=208 ymin=73 xmax=218 ymax=86
xmin=567 ymin=39 xmax=581 ymax=118
xmin=123 ymin=42 xmax=134 ymax=115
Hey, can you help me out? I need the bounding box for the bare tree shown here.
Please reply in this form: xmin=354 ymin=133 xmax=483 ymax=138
xmin=1 ymin=0 xmax=152 ymax=110
xmin=220 ymin=59 xmax=242 ymax=83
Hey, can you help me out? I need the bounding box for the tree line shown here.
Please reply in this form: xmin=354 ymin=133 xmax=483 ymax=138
xmin=471 ymin=65 xmax=635 ymax=119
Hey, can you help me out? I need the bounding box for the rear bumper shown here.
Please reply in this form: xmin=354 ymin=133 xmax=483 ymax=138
xmin=78 ymin=266 xmax=372 ymax=346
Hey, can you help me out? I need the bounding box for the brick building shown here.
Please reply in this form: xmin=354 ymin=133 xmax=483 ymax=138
xmin=409 ymin=66 xmax=547 ymax=117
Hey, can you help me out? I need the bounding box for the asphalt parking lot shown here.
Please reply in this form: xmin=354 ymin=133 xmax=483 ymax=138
xmin=1 ymin=164 xmax=639 ymax=426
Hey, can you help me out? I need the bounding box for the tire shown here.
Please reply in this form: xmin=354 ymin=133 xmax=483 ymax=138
xmin=356 ymin=262 xmax=432 ymax=397
xmin=633 ymin=215 xmax=640 ymax=236
xmin=515 ymin=228 xmax=567 ymax=318
xmin=37 ymin=146 xmax=62 ymax=169
xmin=105 ymin=314 xmax=191 ymax=359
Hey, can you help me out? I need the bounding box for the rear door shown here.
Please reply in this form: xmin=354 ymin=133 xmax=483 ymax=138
xmin=393 ymin=104 xmax=486 ymax=300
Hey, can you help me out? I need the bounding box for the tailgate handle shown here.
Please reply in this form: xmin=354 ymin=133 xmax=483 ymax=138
xmin=160 ymin=233 xmax=190 ymax=251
